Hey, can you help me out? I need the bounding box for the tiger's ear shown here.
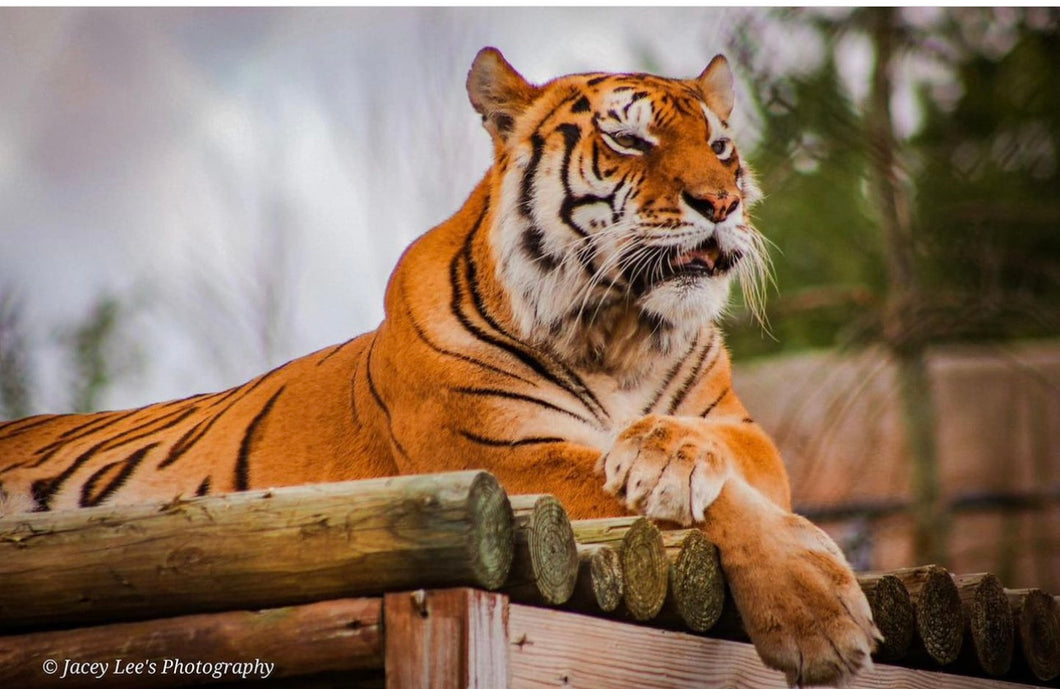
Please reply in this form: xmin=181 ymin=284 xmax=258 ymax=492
xmin=467 ymin=47 xmax=538 ymax=141
xmin=695 ymin=54 xmax=735 ymax=121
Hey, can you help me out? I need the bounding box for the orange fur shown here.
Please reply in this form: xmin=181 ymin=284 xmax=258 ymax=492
xmin=0 ymin=48 xmax=879 ymax=686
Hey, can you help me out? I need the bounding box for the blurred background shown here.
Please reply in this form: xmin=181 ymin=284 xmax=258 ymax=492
xmin=0 ymin=8 xmax=1056 ymax=587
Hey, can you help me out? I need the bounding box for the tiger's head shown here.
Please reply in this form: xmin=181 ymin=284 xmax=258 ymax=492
xmin=467 ymin=48 xmax=767 ymax=373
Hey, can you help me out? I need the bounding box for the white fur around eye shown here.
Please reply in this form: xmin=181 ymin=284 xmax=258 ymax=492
xmin=710 ymin=138 xmax=734 ymax=161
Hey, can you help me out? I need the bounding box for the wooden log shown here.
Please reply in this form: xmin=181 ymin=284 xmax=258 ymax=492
xmin=0 ymin=597 xmax=383 ymax=689
xmin=570 ymin=516 xmax=641 ymax=547
xmin=857 ymin=573 xmax=915 ymax=661
xmin=662 ymin=529 xmax=725 ymax=633
xmin=0 ymin=471 xmax=513 ymax=632
xmin=573 ymin=517 xmax=668 ymax=621
xmin=383 ymin=588 xmax=507 ymax=689
xmin=890 ymin=565 xmax=964 ymax=665
xmin=952 ymin=573 xmax=1013 ymax=677
xmin=568 ymin=544 xmax=624 ymax=614
xmin=1007 ymin=588 xmax=1060 ymax=682
xmin=505 ymin=495 xmax=578 ymax=606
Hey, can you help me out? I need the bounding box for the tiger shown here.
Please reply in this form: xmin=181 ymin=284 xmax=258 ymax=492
xmin=0 ymin=48 xmax=880 ymax=686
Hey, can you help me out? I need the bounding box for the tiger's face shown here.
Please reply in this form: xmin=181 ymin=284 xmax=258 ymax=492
xmin=468 ymin=49 xmax=766 ymax=369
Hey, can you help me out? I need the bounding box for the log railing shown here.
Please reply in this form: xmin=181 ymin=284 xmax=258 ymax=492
xmin=1 ymin=471 xmax=1057 ymax=688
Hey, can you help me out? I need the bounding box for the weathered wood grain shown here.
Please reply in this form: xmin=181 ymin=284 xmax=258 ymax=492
xmin=891 ymin=565 xmax=964 ymax=665
xmin=568 ymin=544 xmax=624 ymax=613
xmin=508 ymin=602 xmax=1023 ymax=689
xmin=0 ymin=471 xmax=512 ymax=632
xmin=0 ymin=598 xmax=382 ymax=689
xmin=506 ymin=495 xmax=578 ymax=606
xmin=953 ymin=573 xmax=1013 ymax=677
xmin=383 ymin=588 xmax=507 ymax=689
xmin=857 ymin=572 xmax=915 ymax=661
xmin=1007 ymin=588 xmax=1059 ymax=682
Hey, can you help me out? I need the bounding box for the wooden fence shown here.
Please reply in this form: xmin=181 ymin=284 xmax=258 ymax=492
xmin=1 ymin=471 xmax=1057 ymax=688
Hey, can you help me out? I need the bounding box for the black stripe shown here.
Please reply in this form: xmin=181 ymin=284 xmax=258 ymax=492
xmin=518 ymin=93 xmax=582 ymax=219
xmin=30 ymin=405 xmax=201 ymax=509
xmin=157 ymin=415 xmax=219 ymax=469
xmin=155 ymin=388 xmax=244 ymax=469
xmin=668 ymin=331 xmax=719 ymax=415
xmin=590 ymin=139 xmax=604 ymax=181
xmin=522 ymin=226 xmax=560 ymax=270
xmin=453 ymin=386 xmax=597 ymax=428
xmin=402 ymin=297 xmax=537 ymax=388
xmin=196 ymin=476 xmax=211 ymax=496
xmin=364 ymin=337 xmax=409 ymax=460
xmin=454 ymin=240 xmax=609 ymax=424
xmin=699 ymin=386 xmax=730 ymax=418
xmin=0 ymin=414 xmax=63 ymax=440
xmin=586 ymin=75 xmax=609 ymax=87
xmin=80 ymin=442 xmax=158 ymax=508
xmin=316 ymin=339 xmax=352 ymax=366
xmin=520 ymin=133 xmax=545 ymax=217
xmin=557 ymin=123 xmax=616 ymax=240
xmin=51 ymin=409 xmax=139 ymax=446
xmin=621 ymin=91 xmax=649 ymax=117
xmin=458 ymin=429 xmax=567 ymax=448
xmin=641 ymin=334 xmax=700 ymax=415
xmin=571 ymin=95 xmax=591 ymax=113
xmin=235 ymin=385 xmax=286 ymax=491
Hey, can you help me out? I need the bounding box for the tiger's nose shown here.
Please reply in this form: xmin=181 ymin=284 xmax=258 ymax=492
xmin=683 ymin=191 xmax=740 ymax=223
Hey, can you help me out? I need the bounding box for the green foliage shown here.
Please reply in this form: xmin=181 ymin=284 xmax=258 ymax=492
xmin=64 ymin=296 xmax=126 ymax=414
xmin=726 ymin=9 xmax=1060 ymax=359
xmin=0 ymin=291 xmax=33 ymax=420
xmin=912 ymin=24 xmax=1060 ymax=342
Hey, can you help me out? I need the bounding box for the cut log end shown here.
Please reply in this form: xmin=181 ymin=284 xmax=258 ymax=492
xmin=1008 ymin=588 xmax=1060 ymax=682
xmin=955 ymin=573 xmax=1013 ymax=677
xmin=620 ymin=518 xmax=668 ymax=622
xmin=858 ymin=573 xmax=914 ymax=662
xmin=589 ymin=546 xmax=624 ymax=612
xmin=669 ymin=530 xmax=724 ymax=633
xmin=508 ymin=495 xmax=578 ymax=606
xmin=895 ymin=565 xmax=964 ymax=665
xmin=465 ymin=472 xmax=515 ymax=591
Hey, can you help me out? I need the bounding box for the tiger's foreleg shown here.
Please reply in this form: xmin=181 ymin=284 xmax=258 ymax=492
xmin=598 ymin=414 xmax=881 ymax=687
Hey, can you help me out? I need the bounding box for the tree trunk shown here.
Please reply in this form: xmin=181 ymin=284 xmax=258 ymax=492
xmin=866 ymin=7 xmax=948 ymax=566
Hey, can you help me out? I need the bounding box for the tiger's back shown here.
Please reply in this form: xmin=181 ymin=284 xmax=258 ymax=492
xmin=0 ymin=333 xmax=396 ymax=512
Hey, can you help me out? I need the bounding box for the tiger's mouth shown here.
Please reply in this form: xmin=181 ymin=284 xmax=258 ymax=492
xmin=666 ymin=235 xmax=741 ymax=279
xmin=626 ymin=235 xmax=742 ymax=296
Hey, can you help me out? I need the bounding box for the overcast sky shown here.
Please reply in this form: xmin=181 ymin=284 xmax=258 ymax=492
xmin=0 ymin=7 xmax=854 ymax=413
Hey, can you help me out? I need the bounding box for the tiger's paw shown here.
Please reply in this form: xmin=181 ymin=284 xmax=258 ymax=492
xmin=726 ymin=506 xmax=882 ymax=687
xmin=596 ymin=414 xmax=729 ymax=526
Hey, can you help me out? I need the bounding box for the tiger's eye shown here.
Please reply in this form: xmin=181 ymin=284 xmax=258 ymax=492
xmin=711 ymin=139 xmax=730 ymax=156
xmin=610 ymin=132 xmax=652 ymax=153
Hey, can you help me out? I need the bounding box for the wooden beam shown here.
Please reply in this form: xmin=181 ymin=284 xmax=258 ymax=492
xmin=0 ymin=598 xmax=382 ymax=689
xmin=0 ymin=471 xmax=513 ymax=632
xmin=507 ymin=603 xmax=1032 ymax=689
xmin=383 ymin=588 xmax=508 ymax=689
